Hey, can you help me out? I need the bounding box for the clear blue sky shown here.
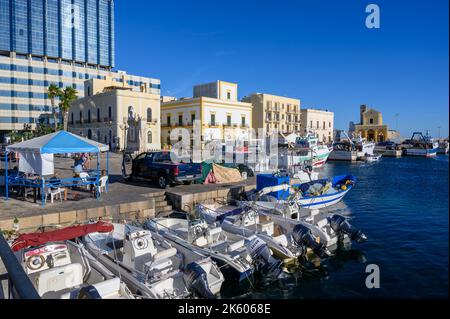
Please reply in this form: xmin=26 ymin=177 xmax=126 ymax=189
xmin=114 ymin=0 xmax=449 ymax=138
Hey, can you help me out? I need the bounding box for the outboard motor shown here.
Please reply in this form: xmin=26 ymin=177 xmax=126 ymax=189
xmin=292 ymin=224 xmax=328 ymax=258
xmin=183 ymin=262 xmax=216 ymax=299
xmin=246 ymin=237 xmax=282 ymax=277
xmin=328 ymin=215 xmax=367 ymax=243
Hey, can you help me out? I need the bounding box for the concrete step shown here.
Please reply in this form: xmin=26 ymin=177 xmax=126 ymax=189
xmin=145 ymin=192 xmax=166 ymax=199
xmin=156 ymin=205 xmax=173 ymax=213
xmin=155 ymin=200 xmax=170 ymax=208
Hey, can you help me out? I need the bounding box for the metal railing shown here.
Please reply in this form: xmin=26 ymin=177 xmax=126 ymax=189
xmin=0 ymin=232 xmax=40 ymax=299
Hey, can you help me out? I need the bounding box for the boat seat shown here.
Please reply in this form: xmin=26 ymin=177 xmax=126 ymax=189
xmin=257 ymin=220 xmax=274 ymax=236
xmin=209 ymin=240 xmax=229 ymax=253
xmin=59 ymin=278 xmax=124 ymax=299
xmin=152 ymin=247 xmax=177 ymax=262
xmin=143 ymin=247 xmax=178 ymax=276
xmin=88 ymin=278 xmax=123 ymax=299
xmin=34 ymin=263 xmax=83 ymax=296
xmin=207 ymin=226 xmax=222 ymax=242
xmin=227 ymin=239 xmax=245 ymax=252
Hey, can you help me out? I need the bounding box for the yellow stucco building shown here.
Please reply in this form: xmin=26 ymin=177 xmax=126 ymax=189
xmin=354 ymin=105 xmax=388 ymax=142
xmin=241 ymin=93 xmax=301 ymax=135
xmin=69 ymin=75 xmax=161 ymax=151
xmin=161 ymin=81 xmax=253 ymax=148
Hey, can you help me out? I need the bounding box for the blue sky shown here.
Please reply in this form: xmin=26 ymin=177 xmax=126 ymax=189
xmin=114 ymin=0 xmax=449 ymax=138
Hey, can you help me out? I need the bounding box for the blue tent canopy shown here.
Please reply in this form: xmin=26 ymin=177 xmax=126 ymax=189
xmin=6 ymin=131 xmax=109 ymax=154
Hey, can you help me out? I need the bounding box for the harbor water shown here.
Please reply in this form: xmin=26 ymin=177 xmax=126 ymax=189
xmin=225 ymin=156 xmax=449 ymax=299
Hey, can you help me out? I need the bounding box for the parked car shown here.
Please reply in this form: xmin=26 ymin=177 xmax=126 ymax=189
xmin=122 ymin=151 xmax=202 ymax=189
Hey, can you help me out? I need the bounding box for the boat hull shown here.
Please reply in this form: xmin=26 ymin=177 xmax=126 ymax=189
xmin=405 ymin=148 xmax=438 ymax=157
xmin=296 ymin=187 xmax=351 ymax=209
xmin=328 ymin=150 xmax=358 ymax=161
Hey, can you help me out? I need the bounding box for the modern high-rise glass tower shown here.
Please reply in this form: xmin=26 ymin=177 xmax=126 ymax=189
xmin=0 ymin=0 xmax=160 ymax=137
xmin=0 ymin=0 xmax=115 ymax=68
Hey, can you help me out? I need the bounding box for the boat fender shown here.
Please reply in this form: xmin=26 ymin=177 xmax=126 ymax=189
xmin=292 ymin=224 xmax=328 ymax=258
xmin=246 ymin=237 xmax=282 ymax=276
xmin=183 ymin=262 xmax=216 ymax=299
xmin=328 ymin=215 xmax=367 ymax=243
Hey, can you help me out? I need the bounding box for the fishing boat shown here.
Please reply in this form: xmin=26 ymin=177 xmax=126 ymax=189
xmin=365 ymin=154 xmax=382 ymax=163
xmin=293 ymin=132 xmax=333 ymax=168
xmin=437 ymin=140 xmax=449 ymax=154
xmin=404 ymin=132 xmax=439 ymax=157
xmin=143 ymin=217 xmax=281 ymax=282
xmin=329 ymin=132 xmax=375 ymax=161
xmin=83 ymin=223 xmax=224 ymax=299
xmin=11 ymin=222 xmax=135 ymax=299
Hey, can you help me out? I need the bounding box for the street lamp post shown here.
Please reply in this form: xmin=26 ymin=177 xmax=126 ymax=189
xmin=119 ymin=121 xmax=129 ymax=153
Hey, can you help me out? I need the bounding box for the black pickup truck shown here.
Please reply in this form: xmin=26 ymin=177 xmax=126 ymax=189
xmin=122 ymin=151 xmax=202 ymax=188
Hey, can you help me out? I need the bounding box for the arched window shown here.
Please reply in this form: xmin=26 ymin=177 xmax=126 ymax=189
xmin=108 ymin=106 xmax=112 ymax=120
xmin=87 ymin=129 xmax=92 ymax=139
xmin=147 ymin=131 xmax=152 ymax=144
xmin=71 ymin=112 xmax=74 ymax=124
xmin=88 ymin=110 xmax=91 ymax=123
xmin=369 ymin=118 xmax=374 ymax=124
xmin=79 ymin=111 xmax=83 ymax=123
xmin=147 ymin=108 xmax=152 ymax=122
xmin=97 ymin=108 xmax=100 ymax=122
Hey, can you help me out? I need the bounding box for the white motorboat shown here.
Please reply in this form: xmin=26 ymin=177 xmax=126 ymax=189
xmin=196 ymin=203 xmax=304 ymax=261
xmin=241 ymin=184 xmax=367 ymax=252
xmin=143 ymin=217 xmax=281 ymax=282
xmin=364 ymin=154 xmax=382 ymax=163
xmin=83 ymin=223 xmax=224 ymax=299
xmin=11 ymin=222 xmax=135 ymax=299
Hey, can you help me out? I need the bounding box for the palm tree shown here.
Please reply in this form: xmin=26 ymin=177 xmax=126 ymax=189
xmin=59 ymin=86 xmax=78 ymax=131
xmin=47 ymin=83 xmax=62 ymax=132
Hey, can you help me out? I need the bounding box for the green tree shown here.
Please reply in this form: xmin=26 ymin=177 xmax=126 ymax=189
xmin=47 ymin=83 xmax=62 ymax=132
xmin=59 ymin=86 xmax=78 ymax=131
xmin=7 ymin=130 xmax=21 ymax=143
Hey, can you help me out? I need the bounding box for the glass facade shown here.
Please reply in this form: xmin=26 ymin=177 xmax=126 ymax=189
xmin=0 ymin=0 xmax=115 ymax=67
xmin=0 ymin=0 xmax=160 ymax=134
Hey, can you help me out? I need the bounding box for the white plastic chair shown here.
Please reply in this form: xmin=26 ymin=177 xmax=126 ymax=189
xmin=97 ymin=176 xmax=109 ymax=194
xmin=46 ymin=187 xmax=63 ymax=204
xmin=79 ymin=172 xmax=90 ymax=190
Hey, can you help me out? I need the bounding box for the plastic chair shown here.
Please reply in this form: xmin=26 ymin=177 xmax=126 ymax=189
xmin=46 ymin=187 xmax=63 ymax=204
xmin=97 ymin=176 xmax=109 ymax=194
xmin=79 ymin=172 xmax=90 ymax=190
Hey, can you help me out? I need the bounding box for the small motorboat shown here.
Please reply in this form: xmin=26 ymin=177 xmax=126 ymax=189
xmin=83 ymin=223 xmax=224 ymax=299
xmin=291 ymin=175 xmax=356 ymax=210
xmin=240 ymin=184 xmax=367 ymax=252
xmin=143 ymin=217 xmax=282 ymax=283
xmin=364 ymin=153 xmax=382 ymax=163
xmin=11 ymin=222 xmax=135 ymax=299
xmin=196 ymin=203 xmax=312 ymax=261
xmin=197 ymin=202 xmax=328 ymax=263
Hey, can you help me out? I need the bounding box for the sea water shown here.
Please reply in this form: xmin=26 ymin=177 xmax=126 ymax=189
xmin=224 ymin=156 xmax=449 ymax=299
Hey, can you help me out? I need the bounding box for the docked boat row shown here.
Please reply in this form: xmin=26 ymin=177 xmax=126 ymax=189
xmin=8 ymin=169 xmax=367 ymax=299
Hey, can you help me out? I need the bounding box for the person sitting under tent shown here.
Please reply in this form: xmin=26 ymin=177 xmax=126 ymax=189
xmin=73 ymin=154 xmax=84 ymax=176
